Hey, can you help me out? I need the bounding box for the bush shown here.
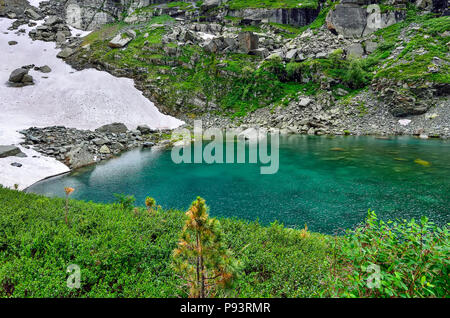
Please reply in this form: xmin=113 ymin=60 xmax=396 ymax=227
xmin=325 ymin=211 xmax=449 ymax=298
xmin=286 ymin=62 xmax=302 ymax=82
xmin=343 ymin=58 xmax=371 ymax=89
xmin=0 ymin=187 xmax=329 ymax=297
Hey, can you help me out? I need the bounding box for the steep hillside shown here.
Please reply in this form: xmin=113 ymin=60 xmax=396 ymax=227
xmin=3 ymin=0 xmax=449 ymax=137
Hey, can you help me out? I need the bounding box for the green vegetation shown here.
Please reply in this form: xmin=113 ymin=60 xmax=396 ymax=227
xmin=172 ymin=197 xmax=239 ymax=297
xmin=0 ymin=187 xmax=448 ymax=298
xmin=324 ymin=211 xmax=449 ymax=297
xmin=372 ymin=8 xmax=450 ymax=83
xmin=0 ymin=187 xmax=329 ymax=297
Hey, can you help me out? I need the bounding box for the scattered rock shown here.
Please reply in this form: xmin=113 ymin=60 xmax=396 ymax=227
xmin=35 ymin=65 xmax=52 ymax=73
xmin=238 ymin=31 xmax=259 ymax=53
xmin=24 ymin=8 xmax=42 ymax=20
xmin=0 ymin=145 xmax=25 ymax=158
xmin=8 ymin=41 xmax=18 ymax=45
xmin=10 ymin=162 xmax=23 ymax=168
xmin=96 ymin=123 xmax=128 ymax=134
xmin=109 ymin=30 xmax=136 ymax=48
xmin=299 ymin=97 xmax=312 ymax=107
xmin=137 ymin=125 xmax=154 ymax=134
xmin=347 ymin=43 xmax=364 ymax=58
xmin=8 ymin=68 xmax=33 ymax=86
xmin=99 ymin=145 xmax=111 ymax=154
xmin=57 ymin=48 xmax=74 ymax=59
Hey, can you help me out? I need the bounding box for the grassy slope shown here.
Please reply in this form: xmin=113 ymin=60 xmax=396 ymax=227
xmin=0 ymin=187 xmax=330 ymax=297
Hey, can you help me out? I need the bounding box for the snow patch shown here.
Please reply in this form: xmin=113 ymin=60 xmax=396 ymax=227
xmin=0 ymin=18 xmax=183 ymax=190
xmin=398 ymin=119 xmax=412 ymax=126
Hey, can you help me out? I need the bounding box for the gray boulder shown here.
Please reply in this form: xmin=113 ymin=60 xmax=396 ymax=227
xmin=24 ymin=8 xmax=41 ymax=20
xmin=35 ymin=65 xmax=52 ymax=73
xmin=0 ymin=145 xmax=25 ymax=158
xmin=8 ymin=68 xmax=28 ymax=83
xmin=238 ymin=31 xmax=259 ymax=53
xmin=44 ymin=16 xmax=63 ymax=26
xmin=137 ymin=125 xmax=154 ymax=134
xmin=65 ymin=146 xmax=96 ymax=169
xmin=57 ymin=48 xmax=74 ymax=59
xmin=326 ymin=1 xmax=405 ymax=38
xmin=109 ymin=30 xmax=136 ymax=48
xmin=347 ymin=43 xmax=364 ymax=58
xmin=201 ymin=0 xmax=222 ymax=11
xmin=364 ymin=41 xmax=378 ymax=54
xmin=95 ymin=123 xmax=128 ymax=134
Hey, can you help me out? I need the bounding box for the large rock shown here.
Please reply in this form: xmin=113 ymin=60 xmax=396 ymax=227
xmin=35 ymin=65 xmax=52 ymax=73
xmin=65 ymin=146 xmax=96 ymax=169
xmin=108 ymin=30 xmax=135 ymax=48
xmin=24 ymin=8 xmax=41 ymax=20
xmin=95 ymin=122 xmax=128 ymax=134
xmin=326 ymin=1 xmax=406 ymax=38
xmin=137 ymin=125 xmax=154 ymax=134
xmin=0 ymin=145 xmax=23 ymax=158
xmin=201 ymin=0 xmax=222 ymax=11
xmin=44 ymin=16 xmax=64 ymax=26
xmin=8 ymin=68 xmax=28 ymax=83
xmin=57 ymin=48 xmax=74 ymax=59
xmin=347 ymin=43 xmax=364 ymax=58
xmin=238 ymin=31 xmax=259 ymax=54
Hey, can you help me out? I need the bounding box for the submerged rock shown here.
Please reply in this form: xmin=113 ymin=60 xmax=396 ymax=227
xmin=414 ymin=158 xmax=431 ymax=166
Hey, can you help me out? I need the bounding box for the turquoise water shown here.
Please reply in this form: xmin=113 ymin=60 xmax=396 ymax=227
xmin=27 ymin=136 xmax=450 ymax=234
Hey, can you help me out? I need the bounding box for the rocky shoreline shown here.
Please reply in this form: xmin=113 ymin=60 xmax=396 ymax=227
xmin=18 ymin=124 xmax=174 ymax=169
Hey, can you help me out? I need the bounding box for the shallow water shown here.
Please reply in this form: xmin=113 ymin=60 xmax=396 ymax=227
xmin=27 ymin=136 xmax=450 ymax=234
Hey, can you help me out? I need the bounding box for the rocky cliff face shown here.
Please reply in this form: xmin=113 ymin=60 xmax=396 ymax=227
xmin=57 ymin=0 xmax=182 ymax=30
xmin=326 ymin=0 xmax=406 ymax=38
xmin=227 ymin=7 xmax=321 ymax=26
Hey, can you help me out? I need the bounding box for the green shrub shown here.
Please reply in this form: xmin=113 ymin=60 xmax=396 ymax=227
xmin=0 ymin=187 xmax=329 ymax=297
xmin=343 ymin=58 xmax=371 ymax=89
xmin=286 ymin=62 xmax=302 ymax=82
xmin=113 ymin=193 xmax=136 ymax=211
xmin=325 ymin=211 xmax=449 ymax=298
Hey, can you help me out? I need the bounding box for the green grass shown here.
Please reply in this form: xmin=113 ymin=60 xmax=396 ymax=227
xmin=372 ymin=9 xmax=450 ymax=83
xmin=0 ymin=187 xmax=330 ymax=297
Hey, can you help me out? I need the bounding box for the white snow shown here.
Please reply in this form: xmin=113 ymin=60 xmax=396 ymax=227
xmin=0 ymin=18 xmax=183 ymax=190
xmin=27 ymin=0 xmax=45 ymax=8
xmin=398 ymin=119 xmax=411 ymax=126
xmin=198 ymin=32 xmax=216 ymax=41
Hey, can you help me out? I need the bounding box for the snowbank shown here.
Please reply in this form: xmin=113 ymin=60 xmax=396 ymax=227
xmin=0 ymin=18 xmax=183 ymax=190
